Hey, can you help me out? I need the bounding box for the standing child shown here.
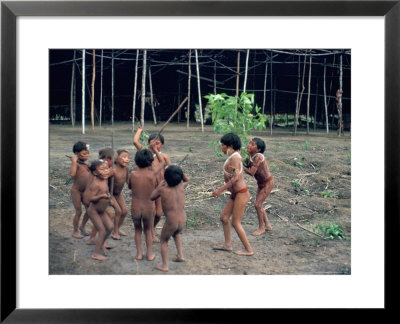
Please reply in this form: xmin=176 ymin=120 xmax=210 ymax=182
xmin=69 ymin=141 xmax=91 ymax=238
xmin=133 ymin=126 xmax=171 ymax=242
xmin=83 ymin=159 xmax=113 ymax=261
xmin=129 ymin=142 xmax=165 ymax=261
xmin=110 ymin=149 xmax=130 ymax=240
xmin=151 ymin=165 xmax=189 ymax=272
xmin=212 ymin=133 xmax=254 ymax=256
xmin=244 ymin=138 xmax=274 ymax=236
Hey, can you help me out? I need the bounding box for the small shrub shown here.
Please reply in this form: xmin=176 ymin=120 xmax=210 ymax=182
xmin=314 ymin=222 xmax=344 ymax=240
xmin=291 ymin=179 xmax=301 ymax=187
xmin=302 ymin=141 xmax=311 ymax=151
xmin=295 ymin=161 xmax=304 ymax=168
xmin=321 ymin=190 xmax=338 ymax=199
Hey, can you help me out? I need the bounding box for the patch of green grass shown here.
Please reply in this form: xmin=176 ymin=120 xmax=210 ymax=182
xmin=185 ymin=212 xmax=200 ymax=228
xmin=320 ymin=190 xmax=338 ymax=199
xmin=303 ymin=189 xmax=310 ymax=196
xmin=295 ymin=161 xmax=304 ymax=168
xmin=314 ymin=221 xmax=345 ymax=240
xmin=302 ymin=141 xmax=311 ymax=151
xmin=346 ymin=152 xmax=351 ymax=165
xmin=269 ymin=163 xmax=279 ymax=172
xmin=291 ymin=179 xmax=301 ymax=187
xmin=188 ymin=146 xmax=194 ymax=152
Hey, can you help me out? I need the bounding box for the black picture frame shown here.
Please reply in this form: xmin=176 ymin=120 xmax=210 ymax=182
xmin=1 ymin=0 xmax=398 ymax=322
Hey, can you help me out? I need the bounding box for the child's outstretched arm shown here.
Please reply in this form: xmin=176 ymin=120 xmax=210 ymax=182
xmin=182 ymin=173 xmax=189 ymax=188
xmin=133 ymin=127 xmax=144 ymax=150
xmin=150 ymin=180 xmax=167 ymax=201
xmin=69 ymin=155 xmax=78 ymax=177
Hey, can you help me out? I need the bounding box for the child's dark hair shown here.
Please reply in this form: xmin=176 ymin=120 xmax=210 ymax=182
xmin=164 ymin=165 xmax=183 ymax=187
xmin=134 ymin=149 xmax=154 ymax=168
xmin=252 ymin=137 xmax=266 ymax=154
xmin=220 ymin=133 xmax=241 ymax=150
xmin=73 ymin=141 xmax=89 ymax=153
xmin=148 ymin=133 xmax=164 ymax=145
xmin=99 ymin=147 xmax=115 ymax=160
xmin=117 ymin=149 xmax=129 ymax=156
xmin=89 ymin=159 xmax=106 ymax=173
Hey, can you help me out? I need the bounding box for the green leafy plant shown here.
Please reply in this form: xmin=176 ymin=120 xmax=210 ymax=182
xmin=321 ymin=189 xmax=338 ymax=199
xmin=291 ymin=179 xmax=301 ymax=187
xmin=314 ymin=222 xmax=344 ymax=240
xmin=302 ymin=141 xmax=311 ymax=151
xmin=188 ymin=146 xmax=194 ymax=152
xmin=205 ymin=92 xmax=267 ymax=159
xmin=303 ymin=189 xmax=310 ymax=196
xmin=295 ymin=161 xmax=304 ymax=168
xmin=139 ymin=130 xmax=149 ymax=148
xmin=185 ymin=212 xmax=200 ymax=228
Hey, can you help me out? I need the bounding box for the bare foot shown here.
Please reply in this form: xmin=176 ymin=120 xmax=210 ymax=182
xmin=173 ymin=256 xmax=185 ymax=262
xmin=104 ymin=242 xmax=113 ymax=249
xmin=152 ymin=236 xmax=160 ymax=243
xmin=119 ymin=230 xmax=127 ymax=236
xmin=147 ymin=254 xmax=156 ymax=261
xmin=212 ymin=244 xmax=233 ymax=252
xmin=154 ymin=265 xmax=168 ymax=272
xmin=252 ymin=228 xmax=266 ymax=236
xmin=111 ymin=233 xmax=121 ymax=240
xmin=86 ymin=239 xmax=96 ymax=245
xmin=136 ymin=254 xmax=143 ymax=260
xmin=72 ymin=232 xmax=83 ymax=239
xmin=79 ymin=227 xmax=90 ymax=236
xmin=102 ymin=247 xmax=109 ymax=256
xmin=91 ymin=254 xmax=107 ymax=261
xmin=234 ymin=250 xmax=254 ymax=256
xmin=265 ymin=223 xmax=272 ymax=231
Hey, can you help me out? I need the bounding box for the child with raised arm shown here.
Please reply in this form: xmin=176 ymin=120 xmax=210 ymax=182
xmin=244 ymin=137 xmax=274 ymax=236
xmin=212 ymin=133 xmax=254 ymax=256
xmin=151 ymin=165 xmax=189 ymax=272
xmin=69 ymin=141 xmax=91 ymax=238
xmin=133 ymin=126 xmax=171 ymax=242
xmin=110 ymin=149 xmax=130 ymax=240
xmin=129 ymin=141 xmax=165 ymax=261
xmin=83 ymin=159 xmax=113 ymax=261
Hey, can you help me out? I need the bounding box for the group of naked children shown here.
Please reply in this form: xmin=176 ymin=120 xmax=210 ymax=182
xmin=69 ymin=129 xmax=274 ymax=272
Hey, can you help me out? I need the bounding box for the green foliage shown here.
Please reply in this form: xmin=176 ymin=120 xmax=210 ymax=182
xmin=314 ymin=221 xmax=345 ymax=240
xmin=294 ymin=161 xmax=304 ymax=168
xmin=139 ymin=130 xmax=149 ymax=148
xmin=204 ymin=92 xmax=267 ymax=159
xmin=302 ymin=141 xmax=311 ymax=151
xmin=303 ymin=189 xmax=310 ymax=196
xmin=291 ymin=179 xmax=301 ymax=187
xmin=185 ymin=212 xmax=200 ymax=228
xmin=320 ymin=189 xmax=338 ymax=199
xmin=188 ymin=146 xmax=194 ymax=152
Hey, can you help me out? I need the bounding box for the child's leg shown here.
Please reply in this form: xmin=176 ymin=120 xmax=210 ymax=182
xmin=132 ymin=212 xmax=143 ymax=260
xmin=232 ymin=191 xmax=253 ymax=256
xmin=172 ymin=232 xmax=184 ymax=262
xmin=110 ymin=196 xmax=122 ymax=240
xmin=88 ymin=206 xmax=107 ymax=261
xmin=213 ymin=199 xmax=234 ymax=251
xmin=117 ymin=195 xmax=128 ymax=236
xmin=253 ymin=185 xmax=273 ymax=236
xmin=143 ymin=212 xmax=155 ymax=261
xmin=152 ymin=198 xmax=162 ymax=242
xmin=71 ymin=188 xmax=84 ymax=238
xmin=154 ymin=224 xmax=173 ymax=272
xmin=100 ymin=211 xmax=114 ymax=255
xmin=79 ymin=208 xmax=90 ymax=236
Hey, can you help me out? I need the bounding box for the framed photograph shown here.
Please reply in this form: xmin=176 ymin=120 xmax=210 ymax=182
xmin=1 ymin=0 xmax=398 ymax=322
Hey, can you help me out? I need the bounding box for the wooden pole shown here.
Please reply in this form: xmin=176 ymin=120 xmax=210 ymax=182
xmin=110 ymin=131 xmax=115 ymax=197
xmin=140 ymin=50 xmax=147 ymax=128
xmin=111 ymin=49 xmax=114 ymax=127
xmin=99 ymin=49 xmax=103 ymax=128
xmin=314 ymin=80 xmax=318 ymax=132
xmin=270 ymin=54 xmax=273 ymax=135
xmin=90 ymin=49 xmax=96 ymax=130
xmin=187 ymin=50 xmax=191 ymax=129
xmin=157 ymin=97 xmax=188 ymax=137
xmin=70 ymin=50 xmax=76 ymax=127
xmin=132 ymin=49 xmax=139 ymax=133
xmin=294 ymin=51 xmax=307 ymax=136
xmin=82 ymin=49 xmax=85 ymax=135
xmin=235 ymin=51 xmax=240 ymax=123
xmin=149 ymin=65 xmax=157 ymax=125
xmin=243 ymin=49 xmax=249 ymax=93
xmin=306 ymin=54 xmax=312 ymax=135
xmin=323 ymin=58 xmax=329 ymax=134
xmin=213 ymin=61 xmax=217 ymax=95
xmin=262 ymin=55 xmax=268 ymax=116
xmin=195 ymin=50 xmax=204 ymax=132
xmin=295 ymin=55 xmax=300 ymax=129
xmin=338 ymin=55 xmax=343 ymax=136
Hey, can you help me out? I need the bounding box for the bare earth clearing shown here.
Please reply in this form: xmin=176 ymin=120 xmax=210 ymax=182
xmin=49 ymin=122 xmax=351 ymax=275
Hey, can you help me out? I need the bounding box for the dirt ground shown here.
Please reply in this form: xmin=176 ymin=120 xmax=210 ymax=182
xmin=49 ymin=121 xmax=351 ymax=275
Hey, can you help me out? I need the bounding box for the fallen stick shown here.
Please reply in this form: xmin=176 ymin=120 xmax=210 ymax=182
xmin=157 ymin=97 xmax=188 ymax=137
xmin=177 ymin=154 xmax=189 ymax=166
xmin=296 ymin=223 xmax=324 ymax=238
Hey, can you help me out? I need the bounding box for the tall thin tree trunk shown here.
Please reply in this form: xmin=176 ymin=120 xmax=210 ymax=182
xmin=294 ymin=52 xmax=307 ymax=136
xmin=70 ymin=50 xmax=76 ymax=127
xmin=295 ymin=55 xmax=301 ymax=128
xmin=111 ymin=50 xmax=114 ymax=127
xmin=306 ymin=54 xmax=312 ymax=135
xmin=149 ymin=65 xmax=157 ymax=125
xmin=270 ymin=55 xmax=273 ymax=135
xmin=195 ymin=49 xmax=204 ymax=132
xmin=140 ymin=50 xmax=147 ymax=128
xmin=324 ymin=58 xmax=329 ymax=133
xmin=314 ymin=80 xmax=318 ymax=131
xmin=73 ymin=66 xmax=76 ymax=127
xmin=338 ymin=55 xmax=343 ymax=136
xmin=132 ymin=49 xmax=139 ymax=133
xmin=235 ymin=51 xmax=240 ymax=122
xmin=187 ymin=50 xmax=191 ymax=129
xmin=262 ymin=55 xmax=268 ymax=116
xmin=82 ymin=49 xmax=85 ymax=134
xmin=91 ymin=49 xmax=96 ymax=130
xmin=243 ymin=49 xmax=249 ymax=93
xmin=99 ymin=50 xmax=103 ymax=128
xmin=213 ymin=61 xmax=217 ymax=95
xmin=178 ymin=80 xmax=181 ymax=123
